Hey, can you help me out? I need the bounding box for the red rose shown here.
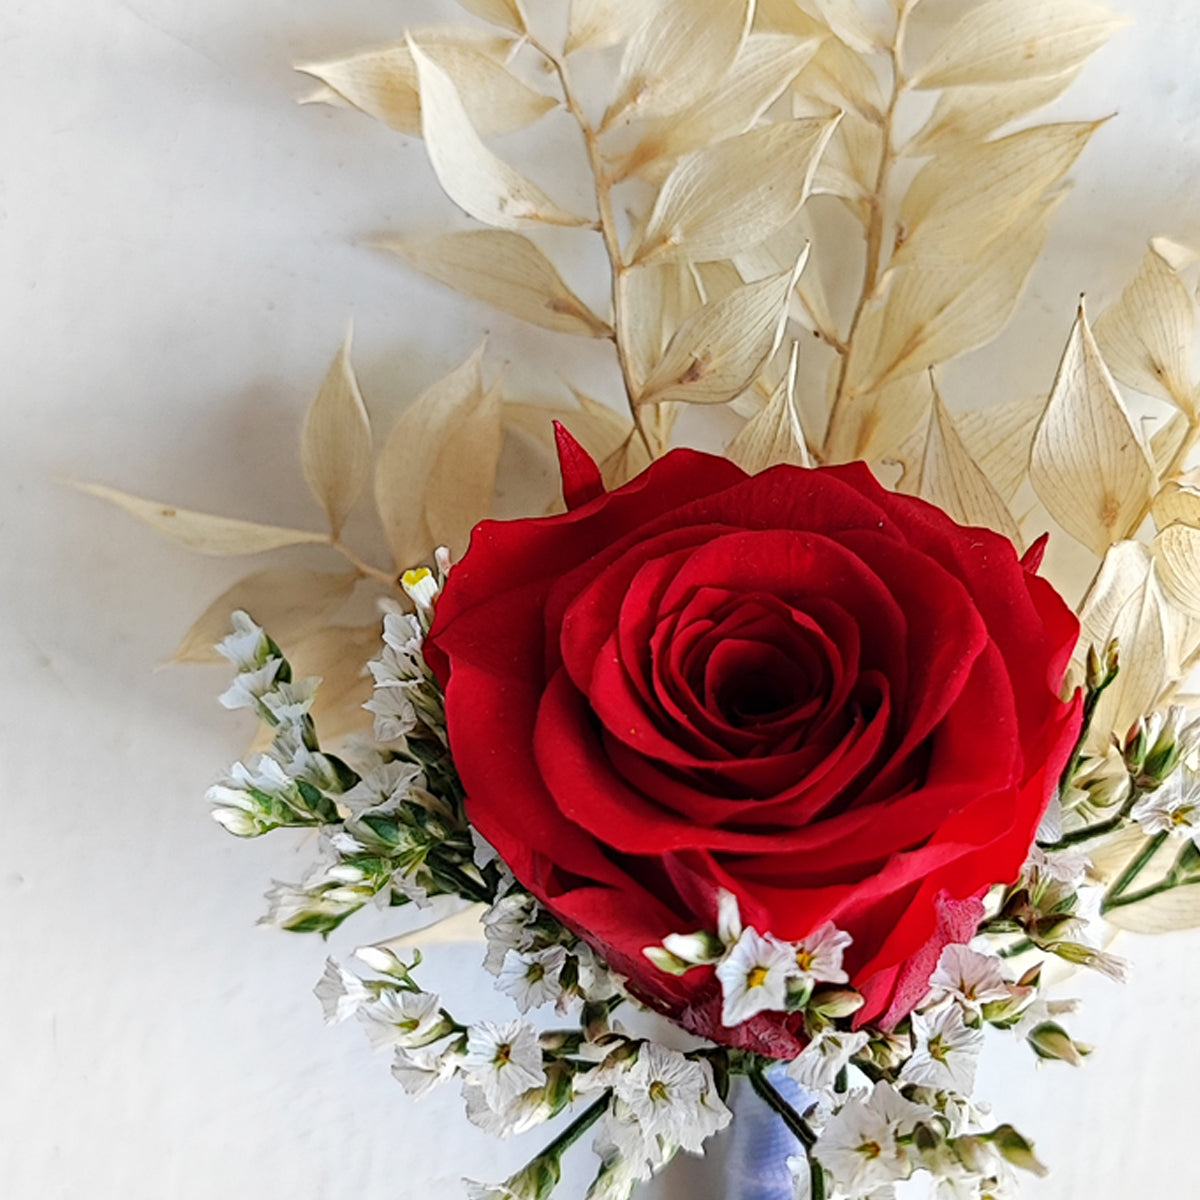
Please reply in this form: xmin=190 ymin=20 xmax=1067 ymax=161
xmin=425 ymin=437 xmax=1081 ymax=1057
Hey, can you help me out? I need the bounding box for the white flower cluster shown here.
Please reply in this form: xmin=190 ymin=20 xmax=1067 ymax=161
xmin=483 ymin=890 xmax=619 ymax=1014
xmin=315 ymin=943 xmax=731 ymax=1200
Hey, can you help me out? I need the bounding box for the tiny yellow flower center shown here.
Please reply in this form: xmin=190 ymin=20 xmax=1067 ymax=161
xmin=858 ymin=1140 xmax=882 ymax=1160
xmin=795 ymin=948 xmax=814 ymax=972
xmin=649 ymin=1080 xmax=669 ymax=1102
xmin=494 ymin=1042 xmax=513 ymax=1067
xmin=747 ymin=965 xmax=770 ymax=989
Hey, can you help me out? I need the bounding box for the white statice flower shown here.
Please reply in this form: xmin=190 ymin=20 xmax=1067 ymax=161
xmin=497 ymin=946 xmax=568 ymax=1013
xmin=928 ymin=946 xmax=1012 ymax=1011
xmin=340 ymin=760 xmax=423 ymax=817
xmin=717 ymin=888 xmax=743 ymax=945
xmin=613 ymin=1044 xmax=711 ymax=1146
xmin=787 ymin=1028 xmax=870 ymax=1095
xmin=1023 ymin=844 xmax=1090 ymax=888
xmin=260 ymin=880 xmax=354 ymax=929
xmin=483 ymin=893 xmax=541 ymax=975
xmin=900 ymin=1007 xmax=984 ymax=1094
xmin=218 ymin=657 xmax=282 ymax=711
xmin=790 ymin=921 xmax=853 ymax=985
xmin=589 ymin=1108 xmax=668 ymax=1200
xmin=314 ymin=958 xmax=371 ymax=1024
xmin=260 ymin=676 xmax=320 ymax=725
xmin=715 ymin=926 xmax=795 ymax=1025
xmin=463 ymin=1080 xmax=555 ymax=1138
xmin=271 ymin=739 xmax=340 ymax=793
xmin=391 ymin=1042 xmax=462 ymax=1098
xmin=1132 ymin=769 xmax=1200 ymax=842
xmin=463 ymin=1020 xmax=546 ymax=1110
xmin=814 ymin=1093 xmax=905 ymax=1194
xmin=216 ymin=610 xmax=269 ymax=671
xmin=358 ymin=988 xmax=445 ymax=1050
xmin=401 ymin=566 xmax=441 ymax=615
xmin=573 ymin=940 xmax=621 ymax=1002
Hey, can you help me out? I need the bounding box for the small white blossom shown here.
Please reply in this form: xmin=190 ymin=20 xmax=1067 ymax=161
xmin=717 ymin=889 xmax=743 ymax=945
xmin=614 ymin=1044 xmax=710 ymax=1145
xmin=463 ymin=1080 xmax=555 ymax=1138
xmin=787 ymin=1029 xmax=870 ymax=1095
xmin=260 ymin=677 xmax=320 ymax=724
xmin=1132 ymin=770 xmax=1200 ymax=841
xmin=814 ymin=1093 xmax=905 ymax=1193
xmin=401 ymin=567 xmax=440 ymax=614
xmin=929 ymin=946 xmax=1012 ymax=1011
xmin=314 ymin=958 xmax=371 ymax=1024
xmin=497 ymin=946 xmax=568 ymax=1013
xmin=1024 ymin=844 xmax=1090 ymax=887
xmin=216 ymin=611 xmax=269 ymax=671
xmin=900 ymin=1007 xmax=984 ymax=1094
xmin=483 ymin=893 xmax=541 ymax=975
xmin=358 ymin=989 xmax=444 ymax=1050
xmin=589 ymin=1109 xmax=667 ymax=1200
xmin=464 ymin=1020 xmax=546 ymax=1110
xmin=391 ymin=1042 xmax=461 ymax=1097
xmin=790 ymin=921 xmax=852 ymax=985
xmin=340 ymin=760 xmax=423 ymax=816
xmin=218 ymin=657 xmax=282 ymax=711
xmin=574 ymin=941 xmax=621 ymax=1002
xmin=715 ymin=927 xmax=795 ymax=1025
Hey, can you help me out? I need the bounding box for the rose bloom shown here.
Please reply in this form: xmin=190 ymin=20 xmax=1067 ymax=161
xmin=424 ymin=437 xmax=1081 ymax=1056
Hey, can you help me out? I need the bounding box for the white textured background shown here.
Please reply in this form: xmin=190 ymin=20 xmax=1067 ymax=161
xmin=6 ymin=1 xmax=1200 ymax=1197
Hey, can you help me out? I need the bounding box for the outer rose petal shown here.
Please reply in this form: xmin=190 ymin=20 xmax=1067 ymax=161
xmin=426 ymin=451 xmax=1082 ymax=1053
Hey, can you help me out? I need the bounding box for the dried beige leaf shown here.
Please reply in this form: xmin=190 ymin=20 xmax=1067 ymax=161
xmin=845 ymin=193 xmax=1063 ymax=396
xmin=1078 ymin=542 xmax=1176 ymax=741
xmin=171 ymin=568 xmax=359 ymax=665
xmin=301 ymin=329 xmax=372 ymax=538
xmin=1030 ymin=301 xmax=1156 ymax=556
xmin=906 ymin=68 xmax=1083 ymax=157
xmin=1153 ymin=522 xmax=1200 ymax=618
xmin=409 ymin=39 xmax=591 ymax=230
xmin=915 ymin=384 xmax=1023 ymax=546
xmin=638 ymin=257 xmax=805 ymax=407
xmin=956 ymin=395 xmax=1045 ymax=502
xmin=1153 ymin=481 xmax=1200 ymax=531
xmin=895 ymin=122 xmax=1098 ymax=269
xmin=76 ymin=483 xmax=326 ymax=556
xmin=808 ymin=0 xmax=883 ymax=54
xmin=384 ymin=231 xmax=612 ymax=338
xmin=378 ymin=903 xmax=488 ymax=950
xmin=622 ymin=261 xmax=704 ymax=390
xmin=506 ymin=391 xmax=633 ymax=464
xmin=426 ymin=383 xmax=504 ymax=558
xmin=912 ymin=0 xmax=1127 ymax=90
xmin=1104 ymin=883 xmax=1200 ymax=933
xmin=617 ymin=33 xmax=820 ymax=182
xmin=600 ymin=432 xmax=653 ymax=488
xmin=297 ymin=29 xmax=554 ymax=139
xmin=792 ymin=30 xmax=885 ymax=122
xmin=566 ymin=0 xmax=658 ymax=53
xmin=1086 ymin=822 xmax=1149 ymax=883
xmin=1152 ymin=412 xmax=1190 ymax=476
xmin=822 ymin=372 xmax=932 ymax=467
xmin=753 ymin=0 xmax=825 ymax=40
xmin=374 ymin=343 xmax=490 ymax=568
xmin=726 ymin=343 xmax=813 ymax=471
xmin=1094 ymin=243 xmax=1197 ymax=413
xmin=454 ymin=0 xmax=526 ymax=33
xmin=1151 ymin=236 xmax=1200 ymax=273
xmin=607 ymin=0 xmax=753 ymax=125
xmin=629 ymin=118 xmax=836 ymax=265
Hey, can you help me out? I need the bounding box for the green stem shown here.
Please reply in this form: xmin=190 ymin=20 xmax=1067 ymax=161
xmin=746 ymin=1058 xmax=826 ymax=1200
xmin=1101 ymin=831 xmax=1168 ymax=913
xmin=537 ymin=1093 xmax=611 ymax=1162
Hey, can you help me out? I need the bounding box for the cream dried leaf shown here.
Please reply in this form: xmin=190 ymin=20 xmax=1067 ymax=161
xmin=629 ymin=118 xmax=836 ymax=265
xmin=895 ymin=122 xmax=1099 ymax=269
xmin=297 ymin=29 xmax=554 ymax=139
xmin=384 ymin=231 xmax=611 ymax=338
xmin=409 ymin=39 xmax=590 ymax=230
xmin=76 ymin=484 xmax=327 ymax=556
xmin=1153 ymin=523 xmax=1200 ymax=619
xmin=378 ymin=904 xmax=489 ymax=950
xmin=912 ymin=0 xmax=1127 ymax=90
xmin=617 ymin=33 xmax=820 ymax=183
xmin=454 ymin=0 xmax=526 ymax=33
xmin=1030 ymin=301 xmax=1156 ymax=556
xmin=915 ymin=385 xmax=1023 ymax=547
xmin=1094 ymin=243 xmax=1197 ymax=414
xmin=426 ymin=383 xmax=504 ymax=559
xmin=753 ymin=0 xmax=825 ymax=40
xmin=1151 ymin=236 xmax=1200 ymax=273
xmin=956 ymin=395 xmax=1046 ymax=502
xmin=1152 ymin=412 xmax=1190 ymax=476
xmin=845 ymin=192 xmax=1063 ymax=396
xmin=823 ymin=372 xmax=932 ymax=466
xmin=807 ymin=0 xmax=884 ymax=54
xmin=566 ymin=0 xmax=659 ymax=53
xmin=622 ymin=261 xmax=704 ymax=390
xmin=600 ymin=432 xmax=653 ymax=488
xmin=301 ymin=328 xmax=373 ymax=538
xmin=1105 ymin=884 xmax=1200 ymax=934
xmin=906 ymin=68 xmax=1083 ymax=157
xmin=638 ymin=257 xmax=805 ymax=406
xmin=171 ymin=568 xmax=359 ymax=665
xmin=505 ymin=391 xmax=633 ymax=464
xmin=607 ymin=0 xmax=753 ymax=125
xmin=374 ymin=343 xmax=488 ymax=569
xmin=726 ymin=344 xmax=813 ymax=471
xmin=792 ymin=31 xmax=885 ymax=121
xmin=1153 ymin=482 xmax=1200 ymax=531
